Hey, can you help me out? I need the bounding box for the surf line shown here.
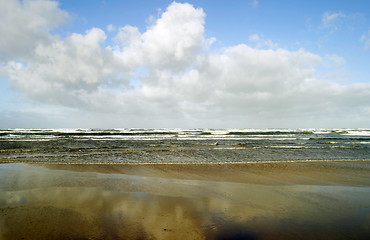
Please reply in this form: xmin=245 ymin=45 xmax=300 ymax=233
xmin=1 ymin=159 xmax=370 ymax=165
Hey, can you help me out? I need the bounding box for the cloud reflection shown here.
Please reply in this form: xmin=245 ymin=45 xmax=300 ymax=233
xmin=0 ymin=163 xmax=369 ymax=239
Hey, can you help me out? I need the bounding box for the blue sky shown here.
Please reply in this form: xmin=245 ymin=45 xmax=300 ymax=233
xmin=1 ymin=0 xmax=370 ymax=128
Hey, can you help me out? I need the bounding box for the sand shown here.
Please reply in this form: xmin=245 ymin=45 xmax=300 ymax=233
xmin=0 ymin=161 xmax=370 ymax=239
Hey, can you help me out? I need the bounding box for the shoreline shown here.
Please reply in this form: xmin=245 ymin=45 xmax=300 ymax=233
xmin=1 ymin=158 xmax=370 ymax=164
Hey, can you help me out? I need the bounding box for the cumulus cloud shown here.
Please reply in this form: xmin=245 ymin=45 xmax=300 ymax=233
xmin=4 ymin=27 xmax=129 ymax=110
xmin=1 ymin=0 xmax=370 ymax=127
xmin=0 ymin=0 xmax=69 ymax=61
xmin=113 ymin=2 xmax=206 ymax=70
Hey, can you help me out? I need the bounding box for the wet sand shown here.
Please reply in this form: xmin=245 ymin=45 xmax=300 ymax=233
xmin=1 ymin=161 xmax=370 ymax=239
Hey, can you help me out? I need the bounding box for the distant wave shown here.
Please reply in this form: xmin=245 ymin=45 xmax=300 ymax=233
xmin=1 ymin=128 xmax=370 ymax=138
xmin=1 ymin=128 xmax=370 ymax=164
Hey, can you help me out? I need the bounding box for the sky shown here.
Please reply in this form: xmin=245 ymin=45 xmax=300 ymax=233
xmin=1 ymin=0 xmax=370 ymax=129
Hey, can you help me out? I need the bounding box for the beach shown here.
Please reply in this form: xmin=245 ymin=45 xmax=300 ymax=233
xmin=1 ymin=161 xmax=369 ymax=240
xmin=2 ymin=0 xmax=370 ymax=238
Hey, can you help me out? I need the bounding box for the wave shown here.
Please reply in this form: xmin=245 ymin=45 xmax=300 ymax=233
xmin=2 ymin=128 xmax=370 ymax=165
xmin=1 ymin=128 xmax=368 ymax=136
xmin=1 ymin=129 xmax=370 ymax=145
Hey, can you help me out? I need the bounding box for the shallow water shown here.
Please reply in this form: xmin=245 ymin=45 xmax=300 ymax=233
xmin=1 ymin=162 xmax=369 ymax=240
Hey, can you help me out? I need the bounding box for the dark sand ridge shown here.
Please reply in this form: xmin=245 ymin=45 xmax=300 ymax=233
xmin=1 ymin=161 xmax=370 ymax=239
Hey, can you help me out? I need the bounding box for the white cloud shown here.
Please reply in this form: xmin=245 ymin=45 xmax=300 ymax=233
xmin=1 ymin=1 xmax=370 ymax=127
xmin=0 ymin=0 xmax=69 ymax=61
xmin=113 ymin=2 xmax=207 ymax=71
xmin=3 ymin=27 xmax=130 ymax=111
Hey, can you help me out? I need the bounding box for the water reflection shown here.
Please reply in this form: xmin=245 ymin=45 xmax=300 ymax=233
xmin=0 ymin=163 xmax=369 ymax=239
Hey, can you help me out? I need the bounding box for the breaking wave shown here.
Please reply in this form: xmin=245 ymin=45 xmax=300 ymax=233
xmin=1 ymin=128 xmax=370 ymax=164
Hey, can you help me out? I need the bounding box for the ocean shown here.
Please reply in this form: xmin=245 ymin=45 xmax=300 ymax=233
xmin=1 ymin=128 xmax=370 ymax=164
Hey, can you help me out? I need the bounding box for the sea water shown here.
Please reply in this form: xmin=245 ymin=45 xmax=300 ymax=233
xmin=1 ymin=128 xmax=370 ymax=164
